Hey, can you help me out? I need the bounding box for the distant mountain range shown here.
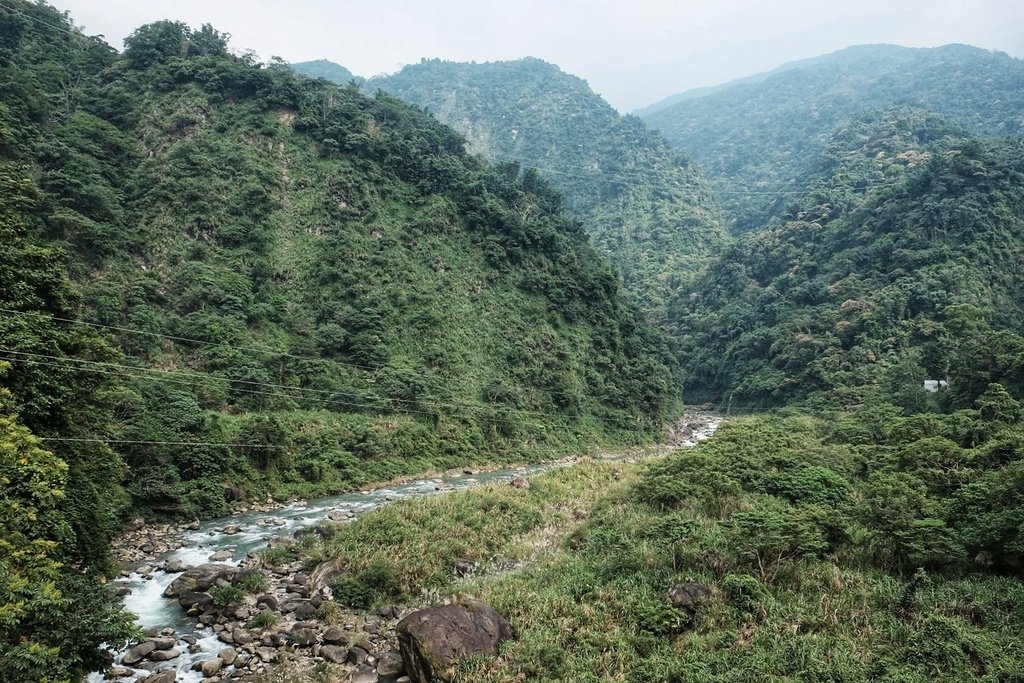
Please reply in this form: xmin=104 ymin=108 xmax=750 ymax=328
xmin=638 ymin=44 xmax=1024 ymax=232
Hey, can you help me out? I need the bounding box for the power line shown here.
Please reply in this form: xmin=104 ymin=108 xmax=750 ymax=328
xmin=0 ymin=350 xmax=558 ymax=424
xmin=0 ymin=306 xmax=387 ymax=373
xmin=0 ymin=309 xmax=606 ymax=419
xmin=38 ymin=436 xmax=290 ymax=448
xmin=0 ymin=2 xmax=85 ymax=40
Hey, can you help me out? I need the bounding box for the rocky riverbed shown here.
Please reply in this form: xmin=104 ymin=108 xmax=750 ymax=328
xmin=92 ymin=410 xmax=720 ymax=682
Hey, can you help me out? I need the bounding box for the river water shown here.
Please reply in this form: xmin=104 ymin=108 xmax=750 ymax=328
xmin=91 ymin=419 xmax=718 ymax=682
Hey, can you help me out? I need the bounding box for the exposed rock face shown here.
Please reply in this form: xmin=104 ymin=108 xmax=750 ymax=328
xmin=396 ymin=599 xmax=512 ymax=683
xmin=668 ymin=582 xmax=712 ymax=615
xmin=164 ymin=563 xmax=237 ymax=597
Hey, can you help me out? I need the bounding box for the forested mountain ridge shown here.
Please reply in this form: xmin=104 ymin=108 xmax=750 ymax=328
xmin=674 ymin=107 xmax=1024 ymax=410
xmin=290 ymin=58 xmax=362 ymax=85
xmin=370 ymin=57 xmax=727 ymax=318
xmin=640 ymin=44 xmax=1024 ymax=232
xmin=0 ymin=3 xmax=682 ymax=677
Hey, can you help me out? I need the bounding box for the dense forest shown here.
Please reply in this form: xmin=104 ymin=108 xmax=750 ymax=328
xmin=674 ymin=108 xmax=1024 ymax=411
xmin=640 ymin=44 xmax=1024 ymax=232
xmin=290 ymin=59 xmax=362 ymax=86
xmin=5 ymin=2 xmax=1024 ymax=681
xmin=366 ymin=58 xmax=726 ymax=319
xmin=0 ymin=2 xmax=681 ymax=678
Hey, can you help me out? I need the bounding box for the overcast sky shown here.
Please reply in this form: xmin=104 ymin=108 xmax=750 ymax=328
xmin=52 ymin=0 xmax=1024 ymax=112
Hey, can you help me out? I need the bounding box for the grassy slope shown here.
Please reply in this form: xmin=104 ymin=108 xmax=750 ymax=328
xmin=294 ymin=410 xmax=1024 ymax=681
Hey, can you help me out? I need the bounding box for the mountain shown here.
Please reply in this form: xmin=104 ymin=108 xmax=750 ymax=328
xmin=673 ymin=107 xmax=1024 ymax=410
xmin=640 ymin=44 xmax=1024 ymax=232
xmin=0 ymin=4 xmax=681 ymax=677
xmin=290 ymin=58 xmax=361 ymax=85
xmin=370 ymin=58 xmax=726 ymax=317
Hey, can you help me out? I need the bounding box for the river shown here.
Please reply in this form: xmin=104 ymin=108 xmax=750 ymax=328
xmin=90 ymin=415 xmax=719 ymax=682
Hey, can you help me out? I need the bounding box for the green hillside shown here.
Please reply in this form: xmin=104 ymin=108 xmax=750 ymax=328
xmin=371 ymin=58 xmax=726 ymax=317
xmin=641 ymin=44 xmax=1024 ymax=232
xmin=0 ymin=5 xmax=682 ymax=677
xmin=674 ymin=108 xmax=1024 ymax=410
xmin=290 ymin=58 xmax=362 ymax=85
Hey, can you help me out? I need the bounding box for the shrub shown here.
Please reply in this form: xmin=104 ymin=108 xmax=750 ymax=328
xmin=209 ymin=584 xmax=245 ymax=606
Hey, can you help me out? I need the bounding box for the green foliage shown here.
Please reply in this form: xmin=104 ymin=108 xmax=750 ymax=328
xmin=370 ymin=58 xmax=727 ymax=318
xmin=641 ymin=44 xmax=1024 ymax=232
xmin=247 ymin=610 xmax=278 ymax=629
xmin=673 ymin=109 xmax=1024 ymax=410
xmin=236 ymin=570 xmax=268 ymax=594
xmin=209 ymin=584 xmax=245 ymax=606
xmin=0 ymin=408 xmax=135 ymax=681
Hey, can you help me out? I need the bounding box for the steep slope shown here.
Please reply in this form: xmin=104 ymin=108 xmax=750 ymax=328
xmin=0 ymin=8 xmax=681 ymax=523
xmin=370 ymin=58 xmax=726 ymax=317
xmin=291 ymin=58 xmax=361 ymax=85
xmin=673 ymin=108 xmax=1024 ymax=409
xmin=641 ymin=44 xmax=1024 ymax=232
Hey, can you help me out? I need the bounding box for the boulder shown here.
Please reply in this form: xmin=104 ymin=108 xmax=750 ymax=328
xmin=142 ymin=671 xmax=176 ymax=683
xmin=668 ymin=582 xmax=712 ymax=615
xmin=396 ymin=599 xmax=512 ymax=683
xmin=209 ymin=550 xmax=234 ymax=562
xmin=290 ymin=625 xmax=317 ymax=647
xmin=148 ymin=636 xmax=176 ymax=650
xmin=218 ymin=646 xmax=238 ymax=665
xmin=222 ymin=524 xmax=241 ymax=535
xmin=200 ymin=657 xmax=223 ymax=676
xmin=377 ymin=650 xmax=405 ymax=677
xmin=148 ymin=648 xmax=181 ymax=662
xmin=352 ymin=665 xmax=379 ymax=683
xmin=322 ymin=627 xmax=350 ymax=645
xmin=178 ymin=591 xmax=213 ymax=611
xmin=294 ymin=602 xmax=318 ymax=620
xmin=163 ymin=558 xmax=189 ymax=573
xmin=509 ymin=476 xmax=530 ymax=490
xmin=121 ymin=640 xmax=155 ymax=665
xmin=164 ymin=563 xmax=237 ymax=597
xmin=321 ymin=644 xmax=349 ymax=663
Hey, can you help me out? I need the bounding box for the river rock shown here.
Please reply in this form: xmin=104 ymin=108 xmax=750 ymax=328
xmin=201 ymin=657 xmax=223 ymax=676
xmin=232 ymin=628 xmax=253 ymax=645
xmin=142 ymin=671 xmax=176 ymax=683
xmin=348 ymin=645 xmax=368 ymax=665
xmin=256 ymin=647 xmax=277 ymax=663
xmin=149 ymin=648 xmax=181 ymax=662
xmin=210 ymin=550 xmax=234 ymax=562
xmin=352 ymin=665 xmax=379 ymax=683
xmin=179 ymin=591 xmax=213 ymax=611
xmin=377 ymin=650 xmax=405 ymax=677
xmin=668 ymin=582 xmax=712 ymax=615
xmin=222 ymin=524 xmax=242 ymax=535
xmin=323 ymin=627 xmax=350 ymax=645
xmin=321 ymin=644 xmax=349 ymax=663
xmin=396 ymin=599 xmax=512 ymax=683
xmin=256 ymin=593 xmax=278 ymax=610
xmin=290 ymin=625 xmax=317 ymax=647
xmin=294 ymin=602 xmax=318 ymax=620
xmin=121 ymin=640 xmax=156 ymax=665
xmin=164 ymin=563 xmax=237 ymax=597
xmin=163 ymin=558 xmax=188 ymax=573
xmin=149 ymin=636 xmax=176 ymax=650
xmin=219 ymin=646 xmax=238 ymax=665
xmin=509 ymin=476 xmax=530 ymax=489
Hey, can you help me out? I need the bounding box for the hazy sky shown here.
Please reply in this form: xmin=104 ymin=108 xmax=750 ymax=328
xmin=52 ymin=0 xmax=1024 ymax=111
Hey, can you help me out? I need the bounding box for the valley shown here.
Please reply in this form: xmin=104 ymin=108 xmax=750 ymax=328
xmin=2 ymin=1 xmax=1024 ymax=682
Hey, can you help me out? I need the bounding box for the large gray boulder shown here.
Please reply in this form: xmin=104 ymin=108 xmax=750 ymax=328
xmin=396 ymin=599 xmax=512 ymax=683
xmin=669 ymin=582 xmax=712 ymax=615
xmin=164 ymin=563 xmax=237 ymax=597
